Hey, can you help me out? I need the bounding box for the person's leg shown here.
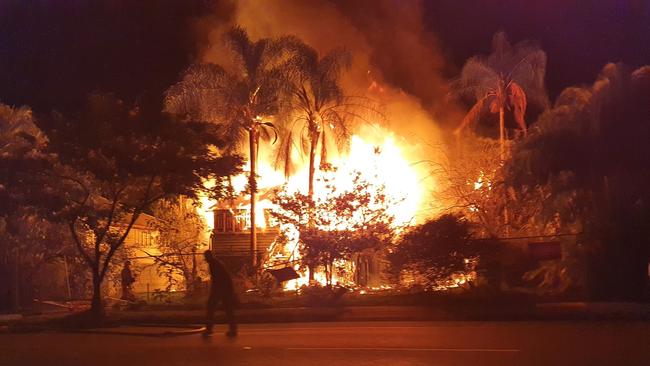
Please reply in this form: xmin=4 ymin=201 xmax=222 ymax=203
xmin=205 ymin=290 xmax=216 ymax=334
xmin=224 ymin=295 xmax=237 ymax=337
xmin=126 ymin=286 xmax=136 ymax=302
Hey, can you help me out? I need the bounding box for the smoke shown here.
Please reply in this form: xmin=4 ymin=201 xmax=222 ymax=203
xmin=197 ymin=0 xmax=459 ymax=219
xmin=330 ymin=0 xmax=451 ymax=111
xmin=200 ymin=0 xmax=459 ymax=120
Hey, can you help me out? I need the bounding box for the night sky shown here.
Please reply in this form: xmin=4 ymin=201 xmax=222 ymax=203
xmin=0 ymin=0 xmax=648 ymax=113
xmin=425 ymin=0 xmax=650 ymax=98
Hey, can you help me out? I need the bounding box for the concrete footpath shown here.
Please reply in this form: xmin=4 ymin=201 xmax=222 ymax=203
xmin=3 ymin=302 xmax=649 ymax=336
xmin=111 ymin=302 xmax=650 ymax=324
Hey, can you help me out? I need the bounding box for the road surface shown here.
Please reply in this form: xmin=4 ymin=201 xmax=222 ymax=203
xmin=2 ymin=321 xmax=648 ymax=365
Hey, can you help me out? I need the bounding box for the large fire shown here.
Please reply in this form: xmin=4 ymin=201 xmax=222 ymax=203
xmin=197 ymin=124 xmax=433 ymax=287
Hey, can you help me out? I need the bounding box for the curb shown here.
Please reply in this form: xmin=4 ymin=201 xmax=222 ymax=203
xmin=5 ymin=303 xmax=648 ymax=334
xmin=62 ymin=325 xmax=206 ymax=337
xmin=5 ymin=323 xmax=206 ymax=337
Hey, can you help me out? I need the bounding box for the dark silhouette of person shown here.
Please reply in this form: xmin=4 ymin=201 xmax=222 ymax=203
xmin=204 ymin=250 xmax=237 ymax=337
xmin=120 ymin=261 xmax=136 ymax=302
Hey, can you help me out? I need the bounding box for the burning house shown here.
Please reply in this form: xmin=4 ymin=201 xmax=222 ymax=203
xmin=209 ymin=188 xmax=280 ymax=265
xmin=195 ymin=124 xmax=434 ymax=290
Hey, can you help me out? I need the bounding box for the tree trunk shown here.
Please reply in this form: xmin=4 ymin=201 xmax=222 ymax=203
xmin=324 ymin=261 xmax=330 ymax=288
xmin=499 ymin=106 xmax=509 ymax=235
xmin=319 ymin=131 xmax=328 ymax=170
xmin=191 ymin=251 xmax=197 ymax=283
xmin=184 ymin=252 xmax=197 ymax=297
xmin=249 ymin=129 xmax=258 ymax=268
xmin=307 ymin=130 xmax=320 ymax=283
xmin=499 ymin=106 xmax=505 ymax=161
xmin=308 ymin=132 xmax=319 ymax=199
xmin=90 ymin=268 xmax=104 ymax=320
xmin=308 ymin=264 xmax=315 ymax=283
xmin=326 ymin=258 xmax=334 ymax=288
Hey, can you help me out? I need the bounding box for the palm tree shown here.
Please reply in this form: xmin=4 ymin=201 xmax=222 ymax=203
xmin=165 ymin=27 xmax=294 ymax=267
xmin=275 ymin=44 xmax=384 ymax=283
xmin=0 ymin=104 xmax=44 ymax=156
xmin=452 ymin=31 xmax=549 ymax=159
xmin=276 ymin=43 xmax=375 ymax=197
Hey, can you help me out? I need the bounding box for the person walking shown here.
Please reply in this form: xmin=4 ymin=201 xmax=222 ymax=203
xmin=204 ymin=250 xmax=238 ymax=337
xmin=120 ymin=261 xmax=136 ymax=302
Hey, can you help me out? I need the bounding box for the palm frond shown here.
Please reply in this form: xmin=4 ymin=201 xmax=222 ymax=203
xmin=508 ymin=46 xmax=549 ymax=109
xmin=217 ymin=120 xmax=247 ymax=151
xmin=452 ymin=57 xmax=499 ymax=100
xmin=508 ymin=81 xmax=528 ymax=135
xmin=259 ymin=121 xmax=279 ymax=144
xmin=489 ymin=31 xmax=513 ymax=66
xmin=486 ymin=31 xmax=549 ymax=108
xmin=267 ymin=34 xmax=306 ymax=70
xmin=164 ymin=63 xmax=233 ymax=122
xmin=454 ymin=95 xmax=492 ymax=136
xmin=452 ymin=31 xmax=550 ymax=137
xmin=273 ymin=128 xmax=295 ymax=179
xmin=318 ymin=48 xmax=352 ymax=85
xmin=223 ymin=26 xmax=252 ymax=74
xmin=325 ymin=111 xmax=352 ymax=153
xmin=299 ymin=126 xmax=310 ymax=155
xmin=272 ymin=40 xmax=363 ymax=172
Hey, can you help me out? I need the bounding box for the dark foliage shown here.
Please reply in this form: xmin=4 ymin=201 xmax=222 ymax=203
xmin=507 ymin=64 xmax=650 ymax=300
xmin=29 ymin=92 xmax=242 ymax=318
xmin=388 ymin=214 xmax=490 ymax=286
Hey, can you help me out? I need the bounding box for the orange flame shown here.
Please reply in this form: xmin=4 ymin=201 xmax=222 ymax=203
xmin=197 ymin=124 xmax=433 ymax=288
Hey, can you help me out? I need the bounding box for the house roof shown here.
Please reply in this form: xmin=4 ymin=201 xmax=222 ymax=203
xmin=120 ymin=212 xmax=159 ymax=230
xmin=213 ymin=186 xmax=278 ymax=210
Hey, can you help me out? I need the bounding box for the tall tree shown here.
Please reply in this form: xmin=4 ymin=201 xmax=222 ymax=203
xmin=166 ymin=27 xmax=296 ymax=267
xmin=0 ymin=104 xmax=51 ymax=217
xmin=507 ymin=63 xmax=650 ymax=300
xmin=36 ymin=93 xmax=240 ymax=319
xmin=274 ymin=45 xmax=354 ymax=198
xmin=388 ymin=214 xmax=488 ymax=289
xmin=0 ymin=103 xmax=74 ymax=311
xmin=452 ymin=31 xmax=549 ymax=159
xmin=274 ymin=43 xmax=382 ymax=282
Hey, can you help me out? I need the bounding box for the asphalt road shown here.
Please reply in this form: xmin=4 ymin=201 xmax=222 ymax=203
xmin=2 ymin=321 xmax=649 ymax=366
